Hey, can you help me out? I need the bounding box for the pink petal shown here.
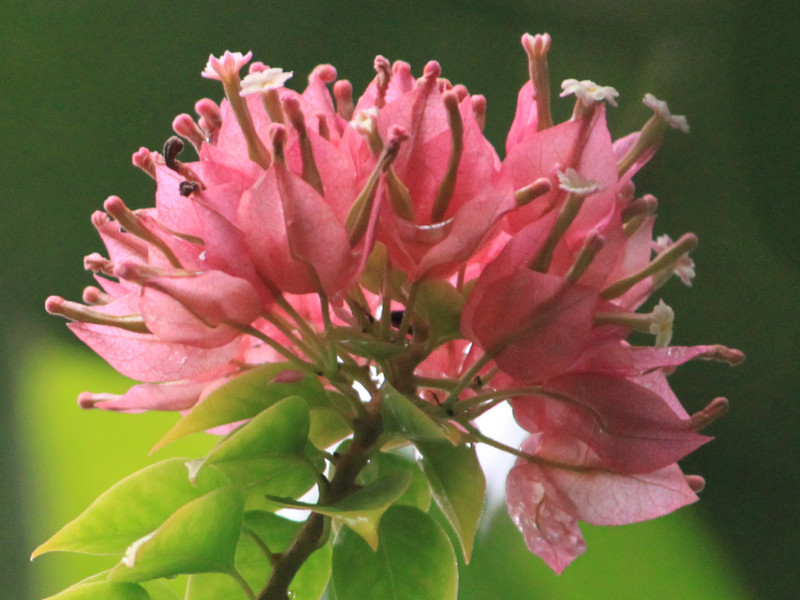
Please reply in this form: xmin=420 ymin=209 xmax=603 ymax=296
xmin=506 ymin=456 xmax=586 ymax=574
xmin=505 ymin=81 xmax=539 ymax=156
xmin=512 ymin=373 xmax=710 ymax=473
xmin=503 ymin=106 xmax=618 ymax=233
xmin=273 ymin=158 xmax=359 ymax=298
xmin=464 ymin=223 xmax=599 ymax=382
xmin=82 ymin=379 xmax=213 ymax=413
xmin=69 ymin=322 xmax=241 ymax=382
xmin=137 ymin=270 xmax=261 ymax=348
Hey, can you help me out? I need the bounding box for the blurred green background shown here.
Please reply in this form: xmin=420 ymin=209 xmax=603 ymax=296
xmin=2 ymin=1 xmax=797 ymax=599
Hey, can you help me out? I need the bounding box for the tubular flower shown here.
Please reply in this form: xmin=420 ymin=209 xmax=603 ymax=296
xmin=47 ymin=35 xmax=742 ymax=577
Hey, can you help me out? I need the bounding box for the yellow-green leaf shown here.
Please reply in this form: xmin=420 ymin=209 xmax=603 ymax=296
xmin=266 ymin=473 xmax=411 ymax=550
xmin=108 ymin=486 xmax=244 ymax=582
xmin=415 ymin=440 xmax=485 ymax=562
xmin=152 ymin=364 xmax=325 ymax=452
xmin=32 ymin=458 xmax=229 ymax=558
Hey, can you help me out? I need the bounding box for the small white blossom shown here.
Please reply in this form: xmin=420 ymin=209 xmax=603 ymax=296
xmin=349 ymin=107 xmax=379 ymax=135
xmin=557 ymin=168 xmax=602 ymax=196
xmin=643 ymin=93 xmax=690 ymax=133
xmin=201 ymin=51 xmax=253 ymax=81
xmin=649 ymin=299 xmax=675 ymax=347
xmin=560 ymin=79 xmax=619 ymax=107
xmin=655 ymin=234 xmax=696 ymax=285
xmin=240 ymin=68 xmax=293 ymax=96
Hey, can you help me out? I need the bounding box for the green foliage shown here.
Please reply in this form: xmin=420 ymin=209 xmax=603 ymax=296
xmin=33 ymin=458 xmax=230 ymax=558
xmin=414 ymin=440 xmax=485 ymax=562
xmin=193 ymin=396 xmax=318 ymax=498
xmin=185 ymin=512 xmax=332 ymax=600
xmin=42 ymin=581 xmax=149 ymax=600
xmin=153 ymin=364 xmax=326 ymax=452
xmin=107 ymin=486 xmax=244 ymax=582
xmin=359 ymin=450 xmax=432 ymax=512
xmin=331 ymin=505 xmax=458 ymax=600
xmin=459 ymin=507 xmax=751 ymax=600
xmin=28 ymin=345 xmax=749 ymax=600
xmin=381 ymin=382 xmax=464 ymax=444
xmin=414 ymin=279 xmax=465 ymax=344
xmin=266 ymin=473 xmax=411 ymax=550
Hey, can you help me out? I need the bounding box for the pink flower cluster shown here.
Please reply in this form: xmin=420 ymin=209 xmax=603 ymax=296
xmin=47 ymin=35 xmax=742 ymax=571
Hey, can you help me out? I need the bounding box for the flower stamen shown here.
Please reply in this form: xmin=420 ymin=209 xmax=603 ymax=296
xmin=45 ymin=296 xmax=150 ymax=333
xmin=431 ymin=91 xmax=464 ymax=223
xmin=283 ymin=94 xmax=325 ymax=196
xmin=601 ymin=233 xmax=698 ymax=299
xmin=594 ymin=299 xmax=675 ymax=346
xmin=617 ymin=93 xmax=689 ymax=177
xmin=345 ymin=126 xmax=408 ymax=246
xmin=522 ymin=33 xmax=553 ymax=131
xmin=529 ymin=169 xmax=601 ymax=272
xmin=203 ymin=51 xmax=272 ymax=169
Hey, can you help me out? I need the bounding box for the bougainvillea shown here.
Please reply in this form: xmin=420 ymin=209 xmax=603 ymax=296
xmin=40 ymin=32 xmax=742 ymax=600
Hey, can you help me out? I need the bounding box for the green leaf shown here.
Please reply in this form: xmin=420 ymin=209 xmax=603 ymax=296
xmin=308 ymin=405 xmax=352 ymax=450
xmin=209 ymin=456 xmax=318 ymax=500
xmin=415 ymin=440 xmax=485 ymax=562
xmin=359 ymin=241 xmax=406 ymax=295
xmin=32 ymin=458 xmax=229 ymax=557
xmin=191 ymin=396 xmax=317 ymax=497
xmin=153 ymin=364 xmax=326 ymax=452
xmin=266 ymin=473 xmax=411 ymax=550
xmin=381 ymin=383 xmax=463 ymax=444
xmin=140 ymin=580 xmax=183 ymax=600
xmin=332 ymin=506 xmax=457 ymax=600
xmin=108 ymin=486 xmax=244 ymax=582
xmin=359 ymin=450 xmax=431 ymax=512
xmin=415 ymin=279 xmax=465 ymax=343
xmin=42 ymin=581 xmax=149 ymax=600
xmin=186 ymin=512 xmax=332 ymax=600
xmin=207 ymin=396 xmax=310 ymax=461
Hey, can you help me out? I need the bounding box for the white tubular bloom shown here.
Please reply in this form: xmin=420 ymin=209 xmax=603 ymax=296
xmin=643 ymin=93 xmax=690 ymax=133
xmin=201 ymin=51 xmax=253 ymax=81
xmin=349 ymin=107 xmax=380 ymax=135
xmin=649 ymin=299 xmax=675 ymax=347
xmin=560 ymin=79 xmax=619 ymax=107
xmin=557 ymin=168 xmax=602 ymax=196
xmin=240 ymin=68 xmax=294 ymax=96
xmin=655 ymin=234 xmax=696 ymax=285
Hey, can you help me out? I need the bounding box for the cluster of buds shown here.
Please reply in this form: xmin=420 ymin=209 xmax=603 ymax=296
xmin=47 ymin=34 xmax=742 ymax=573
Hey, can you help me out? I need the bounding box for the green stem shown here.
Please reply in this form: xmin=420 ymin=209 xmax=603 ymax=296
xmin=273 ymin=291 xmax=324 ymax=348
xmin=256 ymin=391 xmax=384 ymax=600
xmin=230 ymin=567 xmax=257 ymax=600
xmin=461 ymin=422 xmax=588 ymax=474
xmin=455 ymin=385 xmax=546 ymax=413
xmin=443 ymin=352 xmax=493 ymax=409
xmin=236 ymin=325 xmax=319 ymax=375
xmin=243 ymin=525 xmax=277 ymax=566
xmin=394 ymin=280 xmax=421 ymax=342
xmin=262 ymin=311 xmax=322 ymax=365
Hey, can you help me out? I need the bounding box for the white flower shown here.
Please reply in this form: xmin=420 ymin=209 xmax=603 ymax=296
xmin=655 ymin=234 xmax=696 ymax=285
xmin=240 ymin=68 xmax=293 ymax=96
xmin=649 ymin=299 xmax=675 ymax=347
xmin=201 ymin=51 xmax=253 ymax=81
xmin=556 ymin=168 xmax=602 ymax=196
xmin=643 ymin=93 xmax=690 ymax=133
xmin=560 ymin=79 xmax=619 ymax=107
xmin=349 ymin=107 xmax=379 ymax=135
